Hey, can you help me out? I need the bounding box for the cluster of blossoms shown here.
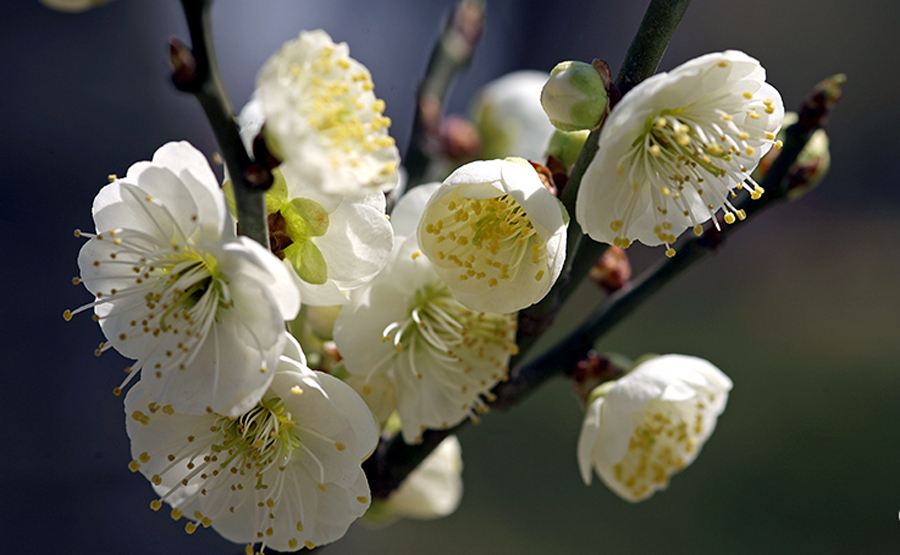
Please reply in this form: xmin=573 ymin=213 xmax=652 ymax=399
xmin=65 ymin=12 xmax=785 ymax=551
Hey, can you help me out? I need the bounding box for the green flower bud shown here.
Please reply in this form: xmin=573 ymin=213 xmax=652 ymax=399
xmin=541 ymin=61 xmax=609 ymax=132
xmin=546 ymin=129 xmax=590 ymax=170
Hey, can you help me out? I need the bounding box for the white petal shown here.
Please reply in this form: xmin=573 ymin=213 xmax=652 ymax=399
xmin=390 ymin=183 xmax=441 ymax=240
xmin=576 ymin=397 xmax=603 ymax=485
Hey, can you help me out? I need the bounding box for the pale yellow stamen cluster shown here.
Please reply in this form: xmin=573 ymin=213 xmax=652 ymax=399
xmin=422 ymin=192 xmax=546 ymax=287
xmin=369 ymin=282 xmax=516 ymax=428
xmin=611 ymin=398 xmax=709 ymax=500
xmin=277 ymin=39 xmax=398 ymax=184
xmin=128 ymin=396 xmax=352 ymax=551
xmin=66 ymin=196 xmax=252 ymax=396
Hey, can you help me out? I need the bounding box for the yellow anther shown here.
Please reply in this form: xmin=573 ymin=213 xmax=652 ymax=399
xmin=665 ymin=248 xmax=676 ymax=258
xmin=335 ymin=441 xmax=346 ymax=451
xmin=184 ymin=522 xmax=197 ymax=535
xmin=724 ymin=212 xmax=736 ymax=225
xmin=290 ymin=385 xmax=304 ymax=395
xmin=150 ymin=499 xmax=163 ymax=511
xmin=693 ymin=224 xmax=703 ymax=236
xmin=742 ymin=91 xmax=753 ymax=99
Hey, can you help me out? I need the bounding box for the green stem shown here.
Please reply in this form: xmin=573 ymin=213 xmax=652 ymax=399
xmin=512 ymin=0 xmax=693 ymax=365
xmin=176 ymin=0 xmax=270 ymax=247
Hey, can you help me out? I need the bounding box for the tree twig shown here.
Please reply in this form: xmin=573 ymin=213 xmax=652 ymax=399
xmin=512 ymin=0 xmax=693 ymax=366
xmin=364 ymin=0 xmax=695 ymax=500
xmin=400 ymin=0 xmax=485 ymax=196
xmin=173 ymin=0 xmax=271 ymax=247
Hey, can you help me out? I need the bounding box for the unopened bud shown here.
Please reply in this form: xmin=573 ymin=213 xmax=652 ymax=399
xmin=546 ymin=129 xmax=590 ymax=171
xmin=440 ymin=115 xmax=482 ymax=161
xmin=754 ymin=112 xmax=831 ymax=200
xmin=541 ymin=61 xmax=609 ymax=132
xmin=589 ymin=246 xmax=631 ymax=293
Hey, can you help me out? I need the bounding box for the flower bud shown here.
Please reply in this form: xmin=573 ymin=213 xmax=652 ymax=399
xmin=753 ymin=112 xmax=831 ymax=201
xmin=541 ymin=61 xmax=609 ymax=132
xmin=546 ymin=129 xmax=590 ymax=171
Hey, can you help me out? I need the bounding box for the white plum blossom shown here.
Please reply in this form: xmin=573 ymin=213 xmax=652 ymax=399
xmin=256 ymin=29 xmax=400 ymax=196
xmin=334 ymin=185 xmax=518 ymax=443
xmin=125 ymin=335 xmax=378 ymax=553
xmin=385 ymin=435 xmax=464 ymax=520
xmin=577 ymin=50 xmax=784 ymax=256
xmin=416 ymin=158 xmax=567 ymax=314
xmin=67 ymin=141 xmax=300 ymax=416
xmin=577 ymin=354 xmax=732 ymax=502
xmin=471 ymin=70 xmax=556 ymax=161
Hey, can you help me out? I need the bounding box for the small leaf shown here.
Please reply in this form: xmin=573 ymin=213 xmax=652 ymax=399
xmin=285 ymin=240 xmax=328 ymax=285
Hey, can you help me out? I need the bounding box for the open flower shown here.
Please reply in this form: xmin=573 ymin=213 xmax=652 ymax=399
xmin=256 ymin=30 xmax=400 ymax=195
xmin=67 ymin=141 xmax=300 ymax=416
xmin=416 ymin=158 xmax=567 ymax=314
xmin=471 ymin=70 xmax=556 ymax=162
xmin=576 ymin=50 xmax=784 ymax=256
xmin=335 ymin=185 xmax=518 ymax=443
xmin=577 ymin=354 xmax=732 ymax=502
xmin=125 ymin=335 xmax=378 ymax=553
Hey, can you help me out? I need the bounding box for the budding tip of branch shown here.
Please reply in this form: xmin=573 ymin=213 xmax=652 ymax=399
xmin=169 ymin=36 xmax=198 ymax=91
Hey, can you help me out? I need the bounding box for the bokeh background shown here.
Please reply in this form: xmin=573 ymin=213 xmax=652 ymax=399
xmin=2 ymin=0 xmax=899 ymax=553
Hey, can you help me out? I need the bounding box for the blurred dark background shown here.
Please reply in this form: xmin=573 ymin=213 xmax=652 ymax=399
xmin=2 ymin=0 xmax=898 ymax=553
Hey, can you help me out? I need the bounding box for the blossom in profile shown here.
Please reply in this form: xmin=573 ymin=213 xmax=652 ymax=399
xmin=335 ymin=185 xmax=518 ymax=444
xmin=365 ymin=435 xmax=464 ymax=524
xmin=385 ymin=435 xmax=464 ymax=519
xmin=576 ymin=50 xmax=784 ymax=257
xmin=471 ymin=70 xmax=556 ymax=161
xmin=256 ymin=30 xmax=400 ymax=195
xmin=125 ymin=335 xmax=378 ymax=553
xmin=577 ymin=354 xmax=732 ymax=502
xmin=416 ymin=158 xmax=567 ymax=314
xmin=67 ymin=141 xmax=300 ymax=416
